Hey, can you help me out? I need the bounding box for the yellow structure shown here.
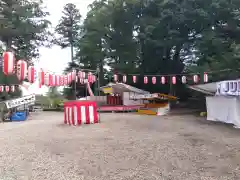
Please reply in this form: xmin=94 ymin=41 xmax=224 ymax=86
xmin=102 ymin=87 xmax=112 ymax=94
xmin=137 ymin=93 xmax=177 ymax=116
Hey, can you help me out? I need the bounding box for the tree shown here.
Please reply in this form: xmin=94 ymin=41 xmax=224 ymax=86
xmin=62 ymin=0 xmax=240 ymax=100
xmin=55 ymin=3 xmax=82 ymax=62
xmin=0 ymin=0 xmax=52 ymax=100
xmin=0 ymin=0 xmax=52 ymax=59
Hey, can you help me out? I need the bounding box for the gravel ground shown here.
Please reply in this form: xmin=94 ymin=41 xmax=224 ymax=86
xmin=0 ymin=112 xmax=240 ymax=180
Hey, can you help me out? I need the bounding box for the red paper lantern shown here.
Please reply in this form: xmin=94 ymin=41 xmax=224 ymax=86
xmin=60 ymin=75 xmax=64 ymax=86
xmin=78 ymin=71 xmax=86 ymax=79
xmin=52 ymin=74 xmax=56 ymax=86
xmin=114 ymin=74 xmax=118 ymax=82
xmin=79 ymin=77 xmax=84 ymax=84
xmin=55 ymin=75 xmax=60 ymax=86
xmin=3 ymin=51 xmax=15 ymax=75
xmin=144 ymin=76 xmax=148 ymax=84
xmin=204 ymin=73 xmax=208 ymax=83
xmin=67 ymin=73 xmax=73 ymax=84
xmin=123 ymin=75 xmax=127 ymax=83
xmin=181 ymin=76 xmax=187 ymax=84
xmin=72 ymin=70 xmax=76 ymax=81
xmin=133 ymin=76 xmax=137 ymax=83
xmin=38 ymin=69 xmax=45 ymax=86
xmin=172 ymin=76 xmax=176 ymax=84
xmin=11 ymin=85 xmax=15 ymax=92
xmin=0 ymin=86 xmax=3 ymax=92
xmin=193 ymin=75 xmax=199 ymax=83
xmin=161 ymin=76 xmax=166 ymax=84
xmin=17 ymin=60 xmax=27 ymax=81
xmin=5 ymin=86 xmax=9 ymax=92
xmin=44 ymin=73 xmax=50 ymax=86
xmin=64 ymin=75 xmax=68 ymax=85
xmin=88 ymin=72 xmax=93 ymax=83
xmin=28 ymin=66 xmax=36 ymax=83
xmin=92 ymin=75 xmax=96 ymax=83
xmin=152 ymin=77 xmax=156 ymax=84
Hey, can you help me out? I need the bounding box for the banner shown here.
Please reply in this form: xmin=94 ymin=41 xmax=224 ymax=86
xmin=216 ymin=80 xmax=240 ymax=96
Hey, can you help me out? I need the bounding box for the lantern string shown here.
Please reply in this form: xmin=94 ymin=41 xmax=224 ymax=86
xmin=114 ymin=68 xmax=240 ymax=77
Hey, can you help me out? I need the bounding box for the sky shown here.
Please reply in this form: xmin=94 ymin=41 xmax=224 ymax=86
xmin=28 ymin=0 xmax=94 ymax=94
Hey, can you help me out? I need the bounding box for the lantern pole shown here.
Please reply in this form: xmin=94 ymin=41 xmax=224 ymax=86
xmin=97 ymin=65 xmax=100 ymax=96
xmin=74 ymin=69 xmax=77 ymax=100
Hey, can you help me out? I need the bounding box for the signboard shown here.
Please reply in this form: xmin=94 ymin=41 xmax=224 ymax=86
xmin=129 ymin=93 xmax=158 ymax=100
xmin=4 ymin=94 xmax=36 ymax=109
xmin=216 ymin=80 xmax=240 ymax=96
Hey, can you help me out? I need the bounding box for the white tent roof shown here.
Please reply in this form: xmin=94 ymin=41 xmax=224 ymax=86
xmin=188 ymin=82 xmax=216 ymax=95
xmin=189 ymin=79 xmax=240 ymax=95
xmin=100 ymin=83 xmax=149 ymax=94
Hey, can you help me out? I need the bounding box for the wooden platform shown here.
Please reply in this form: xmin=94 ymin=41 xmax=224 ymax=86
xmin=98 ymin=105 xmax=143 ymax=112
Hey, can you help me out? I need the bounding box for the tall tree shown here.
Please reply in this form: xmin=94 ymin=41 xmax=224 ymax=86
xmin=55 ymin=3 xmax=81 ymax=62
xmin=62 ymin=0 xmax=240 ymax=99
xmin=0 ymin=0 xmax=52 ymax=100
xmin=0 ymin=0 xmax=52 ymax=59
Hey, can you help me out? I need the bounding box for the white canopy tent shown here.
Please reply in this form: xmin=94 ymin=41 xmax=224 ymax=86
xmin=189 ymin=80 xmax=240 ymax=128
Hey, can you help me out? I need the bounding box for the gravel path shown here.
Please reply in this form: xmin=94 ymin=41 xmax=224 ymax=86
xmin=0 ymin=112 xmax=240 ymax=180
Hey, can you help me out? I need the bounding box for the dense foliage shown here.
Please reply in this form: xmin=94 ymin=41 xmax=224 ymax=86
xmin=55 ymin=0 xmax=240 ymax=98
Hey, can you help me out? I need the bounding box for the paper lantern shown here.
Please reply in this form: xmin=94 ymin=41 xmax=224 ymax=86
xmin=78 ymin=71 xmax=86 ymax=79
xmin=92 ymin=75 xmax=96 ymax=83
xmin=114 ymin=74 xmax=118 ymax=82
xmin=67 ymin=73 xmax=73 ymax=84
xmin=204 ymin=73 xmax=208 ymax=83
xmin=52 ymin=74 xmax=56 ymax=86
xmin=161 ymin=76 xmax=166 ymax=84
xmin=28 ymin=66 xmax=36 ymax=83
xmin=5 ymin=86 xmax=9 ymax=92
xmin=72 ymin=70 xmax=76 ymax=81
xmin=3 ymin=51 xmax=15 ymax=75
xmin=82 ymin=72 xmax=86 ymax=79
xmin=50 ymin=74 xmax=54 ymax=86
xmin=60 ymin=75 xmax=64 ymax=86
xmin=38 ymin=69 xmax=45 ymax=86
xmin=64 ymin=75 xmax=68 ymax=85
xmin=0 ymin=86 xmax=3 ymax=92
xmin=79 ymin=77 xmax=84 ymax=84
xmin=17 ymin=60 xmax=27 ymax=81
xmin=172 ymin=76 xmax=176 ymax=84
xmin=133 ymin=76 xmax=137 ymax=83
xmin=88 ymin=72 xmax=93 ymax=83
xmin=152 ymin=77 xmax=156 ymax=84
xmin=11 ymin=85 xmax=15 ymax=92
xmin=55 ymin=75 xmax=60 ymax=86
xmin=144 ymin=76 xmax=148 ymax=84
xmin=193 ymin=75 xmax=199 ymax=83
xmin=44 ymin=73 xmax=50 ymax=86
xmin=123 ymin=75 xmax=127 ymax=83
xmin=181 ymin=76 xmax=187 ymax=84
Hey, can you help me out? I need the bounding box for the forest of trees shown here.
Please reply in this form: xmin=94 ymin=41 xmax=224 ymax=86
xmin=1 ymin=0 xmax=240 ymax=100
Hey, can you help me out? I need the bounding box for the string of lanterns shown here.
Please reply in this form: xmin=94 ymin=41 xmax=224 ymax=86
xmin=2 ymin=51 xmax=210 ymax=94
xmin=0 ymin=85 xmax=16 ymax=93
xmin=2 ymin=52 xmax=98 ymax=92
xmin=113 ymin=73 xmax=209 ymax=84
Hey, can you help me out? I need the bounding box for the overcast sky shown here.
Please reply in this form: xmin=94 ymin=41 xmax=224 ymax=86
xmin=28 ymin=0 xmax=94 ymax=94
